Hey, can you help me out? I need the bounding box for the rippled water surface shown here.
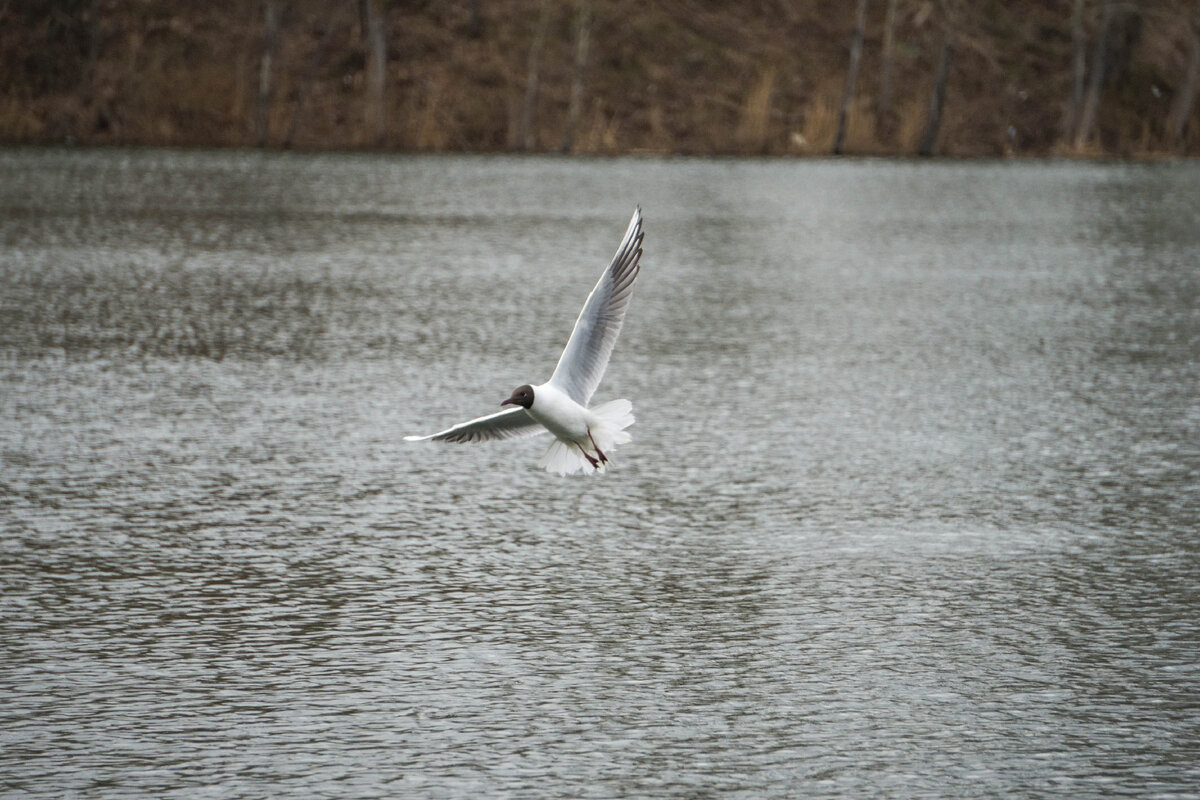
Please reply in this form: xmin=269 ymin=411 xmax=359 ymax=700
xmin=2 ymin=149 xmax=1198 ymax=798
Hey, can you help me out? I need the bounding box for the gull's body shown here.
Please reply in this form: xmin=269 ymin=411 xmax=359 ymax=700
xmin=524 ymin=382 xmax=591 ymax=443
xmin=404 ymin=208 xmax=644 ymax=475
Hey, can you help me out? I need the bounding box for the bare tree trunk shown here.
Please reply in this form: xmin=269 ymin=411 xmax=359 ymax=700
xmin=80 ymin=0 xmax=101 ymax=105
xmin=518 ymin=0 xmax=551 ymax=151
xmin=1075 ymin=0 xmax=1115 ymax=151
xmin=467 ymin=0 xmax=484 ymax=39
xmin=256 ymin=0 xmax=281 ymax=148
xmin=918 ymin=38 xmax=952 ymax=156
xmin=1168 ymin=12 xmax=1200 ymax=147
xmin=1065 ymin=0 xmax=1087 ymax=142
xmin=876 ymin=0 xmax=898 ymax=131
xmin=363 ymin=0 xmax=387 ymax=145
xmin=561 ymin=1 xmax=592 ymax=153
xmin=833 ymin=0 xmax=869 ymax=155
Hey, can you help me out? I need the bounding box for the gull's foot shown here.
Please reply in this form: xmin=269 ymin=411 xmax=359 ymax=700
xmin=579 ymin=446 xmax=600 ymax=469
xmin=587 ymin=430 xmax=609 ymax=464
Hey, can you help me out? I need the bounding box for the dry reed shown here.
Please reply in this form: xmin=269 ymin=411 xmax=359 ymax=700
xmin=737 ymin=66 xmax=776 ymax=152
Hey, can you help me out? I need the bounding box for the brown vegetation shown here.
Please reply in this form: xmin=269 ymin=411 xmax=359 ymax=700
xmin=3 ymin=0 xmax=1199 ymax=157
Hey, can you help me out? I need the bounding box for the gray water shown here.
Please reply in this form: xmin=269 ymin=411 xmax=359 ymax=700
xmin=1 ymin=148 xmax=1198 ymax=799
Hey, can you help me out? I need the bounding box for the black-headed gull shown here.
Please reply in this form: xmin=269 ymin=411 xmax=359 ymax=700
xmin=405 ymin=207 xmax=644 ymax=475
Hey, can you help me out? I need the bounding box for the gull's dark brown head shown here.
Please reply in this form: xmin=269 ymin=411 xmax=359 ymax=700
xmin=501 ymin=384 xmax=534 ymax=409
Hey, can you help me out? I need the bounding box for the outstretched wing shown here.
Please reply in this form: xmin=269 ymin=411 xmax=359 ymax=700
xmin=403 ymin=406 xmax=547 ymax=444
xmin=547 ymin=207 xmax=643 ymax=405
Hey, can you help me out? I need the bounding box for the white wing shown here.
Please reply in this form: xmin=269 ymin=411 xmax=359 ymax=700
xmin=548 ymin=207 xmax=643 ymax=405
xmin=403 ymin=406 xmax=547 ymax=444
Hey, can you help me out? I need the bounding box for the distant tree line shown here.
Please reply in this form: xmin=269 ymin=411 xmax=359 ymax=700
xmin=2 ymin=0 xmax=1198 ymax=156
xmin=831 ymin=0 xmax=1200 ymax=155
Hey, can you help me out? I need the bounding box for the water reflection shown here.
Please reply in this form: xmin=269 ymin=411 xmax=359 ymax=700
xmin=1 ymin=150 xmax=1198 ymax=798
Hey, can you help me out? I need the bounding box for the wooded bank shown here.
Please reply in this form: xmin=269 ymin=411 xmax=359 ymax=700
xmin=5 ymin=0 xmax=1200 ymax=157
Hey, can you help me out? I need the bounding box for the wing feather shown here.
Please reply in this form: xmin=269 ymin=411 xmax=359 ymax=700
xmin=403 ymin=406 xmax=546 ymax=444
xmin=548 ymin=207 xmax=643 ymax=404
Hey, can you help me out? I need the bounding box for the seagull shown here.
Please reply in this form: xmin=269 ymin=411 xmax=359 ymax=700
xmin=404 ymin=207 xmax=644 ymax=475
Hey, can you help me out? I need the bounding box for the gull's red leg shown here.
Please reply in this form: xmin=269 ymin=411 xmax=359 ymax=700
xmin=577 ymin=443 xmax=600 ymax=469
xmin=587 ymin=429 xmax=609 ymax=464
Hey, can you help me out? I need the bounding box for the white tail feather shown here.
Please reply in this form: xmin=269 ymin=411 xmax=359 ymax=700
xmin=538 ymin=439 xmax=594 ymax=475
xmin=538 ymin=398 xmax=635 ymax=476
xmin=589 ymin=398 xmax=634 ymax=451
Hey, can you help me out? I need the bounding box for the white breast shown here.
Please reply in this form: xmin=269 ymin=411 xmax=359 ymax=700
xmin=527 ymin=383 xmax=590 ymax=441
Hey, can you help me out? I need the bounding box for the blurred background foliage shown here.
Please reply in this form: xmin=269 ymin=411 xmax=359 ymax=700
xmin=2 ymin=0 xmax=1198 ymax=157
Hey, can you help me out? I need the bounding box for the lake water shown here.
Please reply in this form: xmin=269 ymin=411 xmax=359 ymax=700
xmin=1 ymin=149 xmax=1198 ymax=798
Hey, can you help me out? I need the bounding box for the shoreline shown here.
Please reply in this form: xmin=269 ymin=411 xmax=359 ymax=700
xmin=5 ymin=2 xmax=1198 ymax=161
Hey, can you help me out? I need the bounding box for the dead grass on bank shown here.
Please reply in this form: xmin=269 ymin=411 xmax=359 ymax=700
xmin=2 ymin=1 xmax=1198 ymax=157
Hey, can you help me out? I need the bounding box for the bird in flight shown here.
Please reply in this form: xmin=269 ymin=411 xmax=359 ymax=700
xmin=405 ymin=207 xmax=644 ymax=475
